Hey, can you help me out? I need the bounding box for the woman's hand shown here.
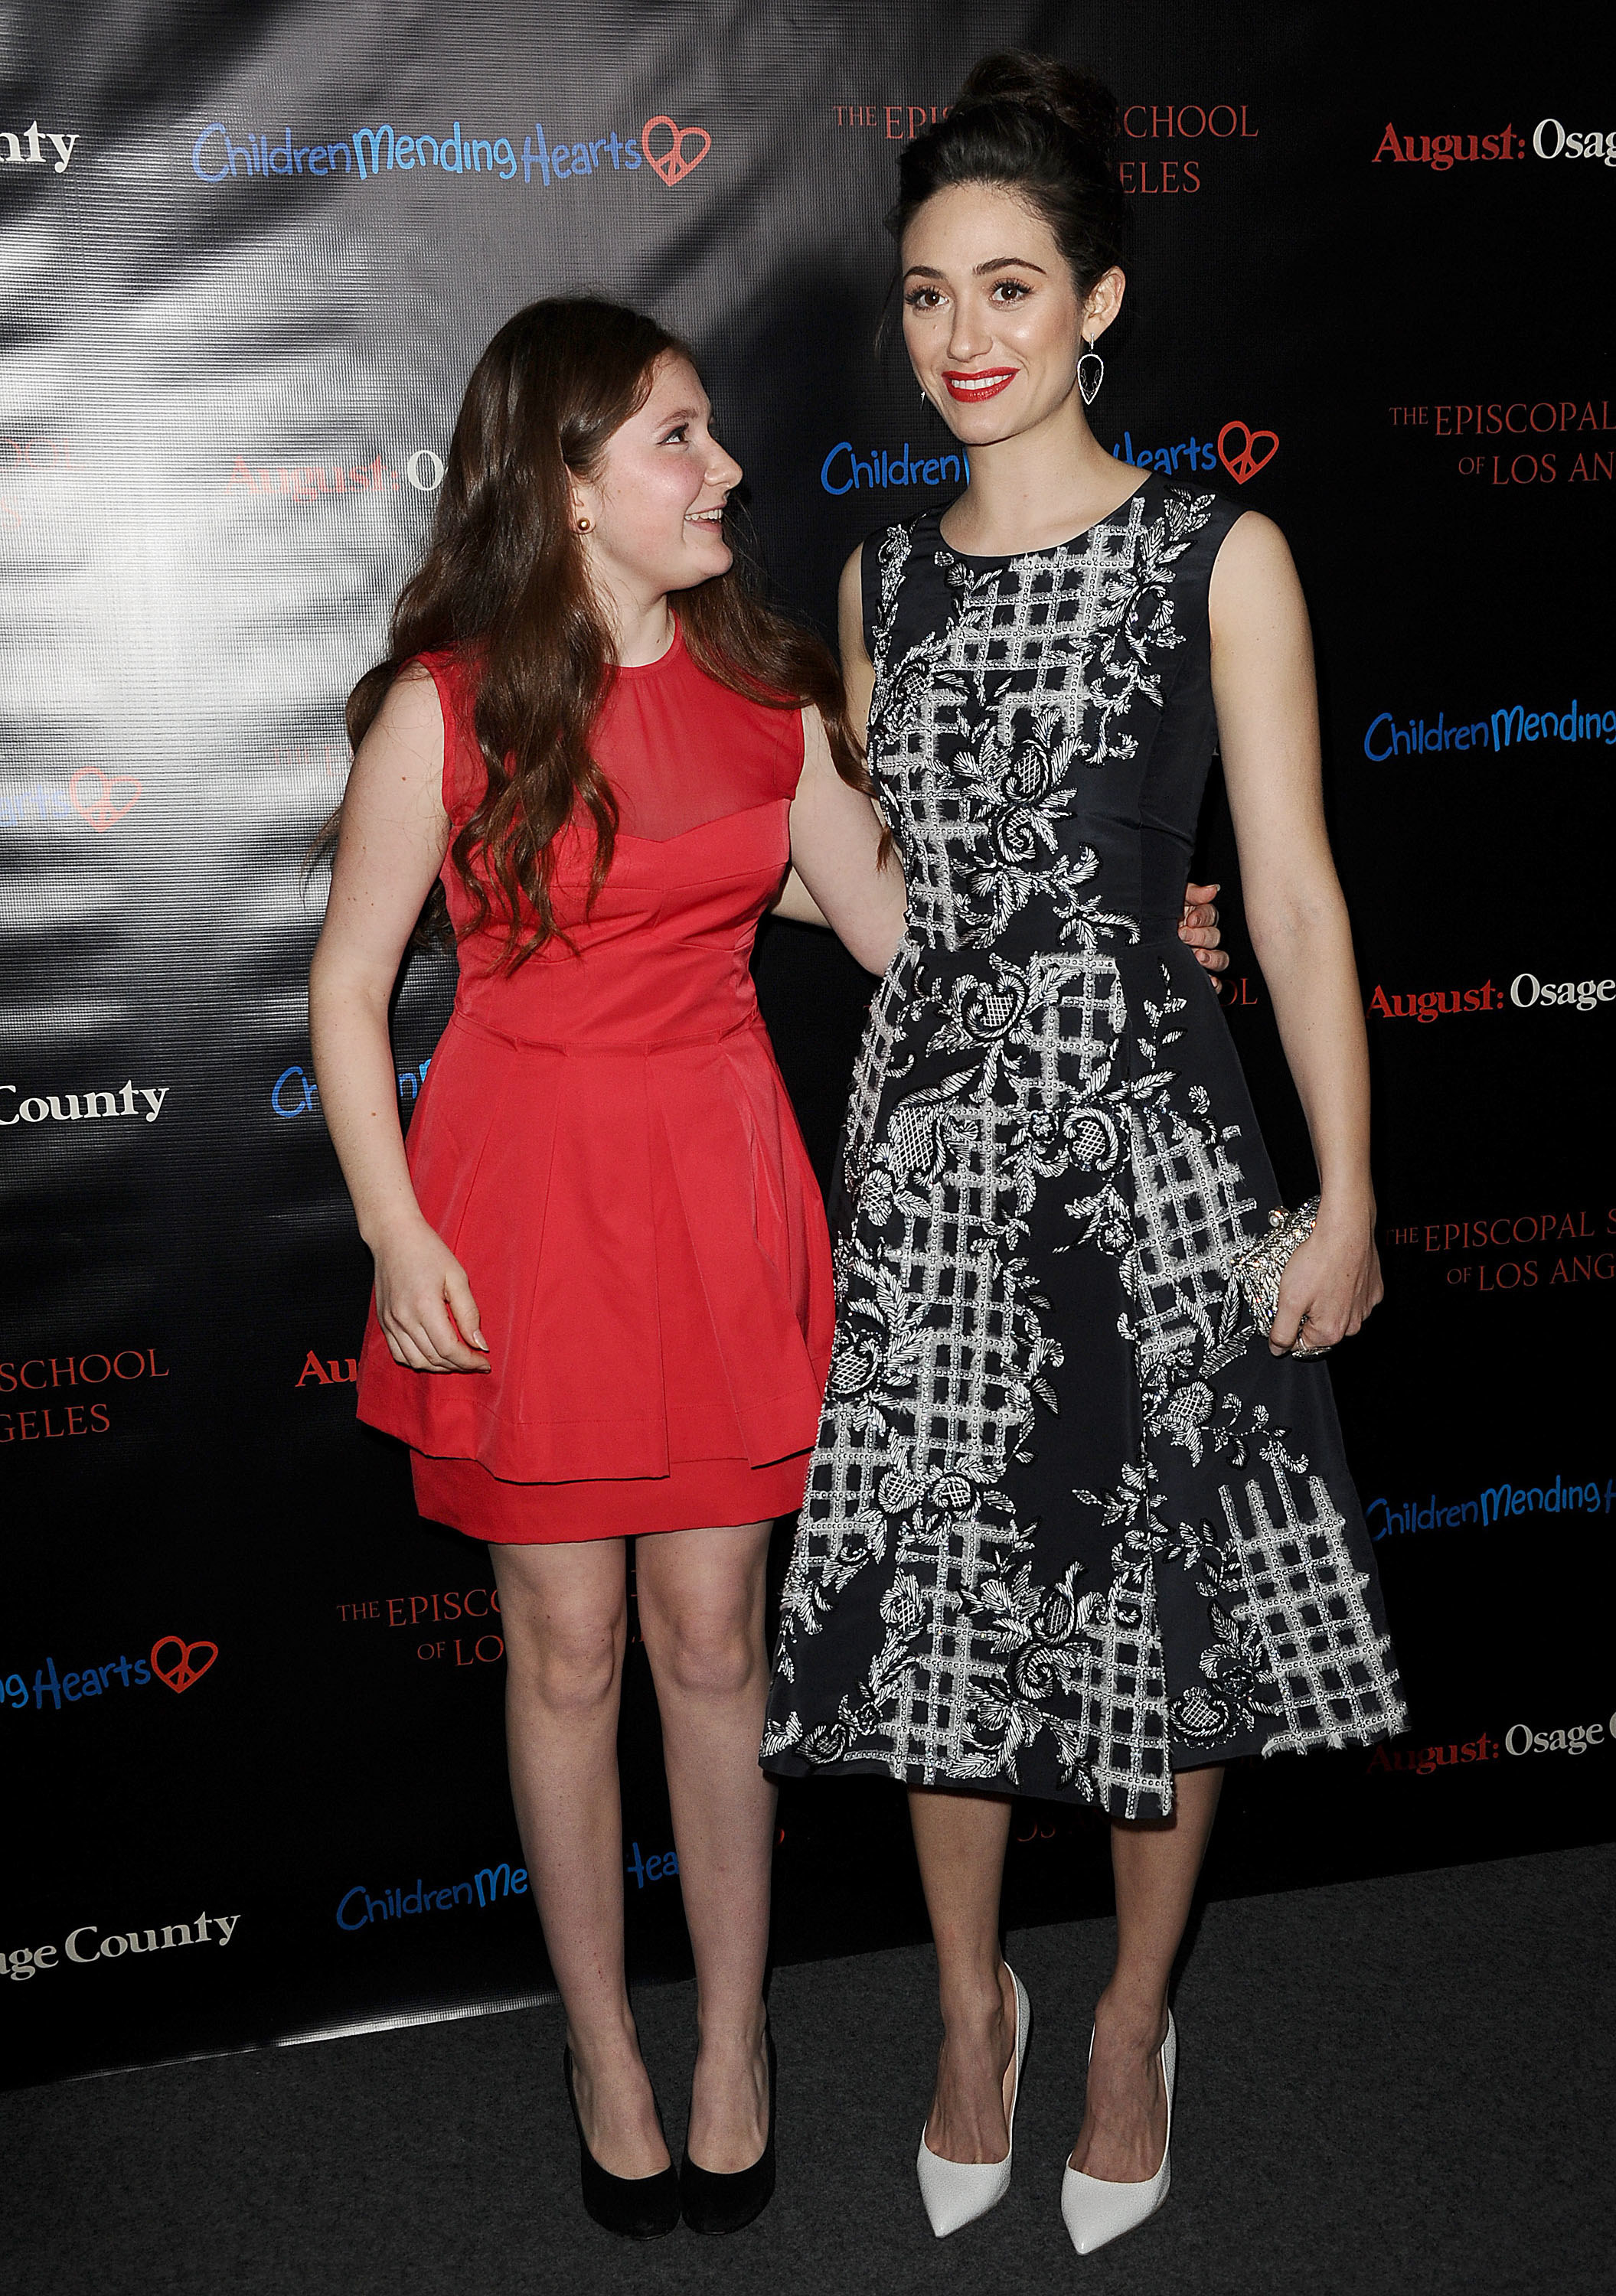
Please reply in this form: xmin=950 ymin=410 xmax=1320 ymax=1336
xmin=1180 ymin=882 xmax=1229 ymax=989
xmin=1268 ymin=1199 xmax=1383 ymax=1356
xmin=372 ymin=1217 xmax=491 ymax=1373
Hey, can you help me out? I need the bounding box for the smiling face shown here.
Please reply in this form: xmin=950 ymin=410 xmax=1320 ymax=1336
xmin=570 ymin=352 xmax=742 ymax=611
xmin=900 ymin=181 xmax=1123 ymax=445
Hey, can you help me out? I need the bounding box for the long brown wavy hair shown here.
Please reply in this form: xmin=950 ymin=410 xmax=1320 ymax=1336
xmin=340 ymin=296 xmax=871 ymax=965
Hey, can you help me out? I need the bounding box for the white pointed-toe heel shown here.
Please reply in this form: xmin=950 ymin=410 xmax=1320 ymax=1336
xmin=916 ymin=1966 xmax=1030 ymax=2239
xmin=1060 ymin=2012 xmax=1175 ymax=2255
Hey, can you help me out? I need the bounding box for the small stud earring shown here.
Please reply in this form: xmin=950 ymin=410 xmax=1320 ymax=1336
xmin=1077 ymin=334 xmax=1104 ymax=407
xmin=576 ymin=516 xmax=593 ymax=533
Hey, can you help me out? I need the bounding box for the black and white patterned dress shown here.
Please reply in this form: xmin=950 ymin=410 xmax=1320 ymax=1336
xmin=762 ymin=476 xmax=1405 ymax=1819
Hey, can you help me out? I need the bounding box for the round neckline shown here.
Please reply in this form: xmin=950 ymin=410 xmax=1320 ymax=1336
xmin=935 ymin=470 xmax=1156 ymax=565
xmin=614 ymin=618 xmax=684 ymax=677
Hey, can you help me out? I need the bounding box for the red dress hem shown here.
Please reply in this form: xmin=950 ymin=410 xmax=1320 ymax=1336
xmin=411 ymin=1447 xmax=811 ymax=1543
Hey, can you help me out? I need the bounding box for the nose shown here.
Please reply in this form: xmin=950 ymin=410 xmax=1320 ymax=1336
xmin=708 ymin=442 xmax=743 ymax=491
xmin=946 ymin=296 xmax=992 ymax=364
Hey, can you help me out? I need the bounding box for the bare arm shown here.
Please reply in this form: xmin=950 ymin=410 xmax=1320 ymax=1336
xmin=775 ymin=544 xmax=906 ymax=971
xmin=769 ymin=865 xmax=831 ymax=930
xmin=307 ymin=667 xmax=488 ymax=1374
xmin=1211 ymin=512 xmax=1380 ymax=1354
xmin=785 ymin=706 xmax=906 ymax=971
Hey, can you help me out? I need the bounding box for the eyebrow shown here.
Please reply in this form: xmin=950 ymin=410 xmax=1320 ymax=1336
xmin=903 ymin=256 xmax=1050 ymax=280
xmin=654 ymin=403 xmax=706 ymax=425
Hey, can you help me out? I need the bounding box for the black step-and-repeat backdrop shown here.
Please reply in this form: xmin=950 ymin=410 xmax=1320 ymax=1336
xmin=4 ymin=1 xmax=1611 ymax=2086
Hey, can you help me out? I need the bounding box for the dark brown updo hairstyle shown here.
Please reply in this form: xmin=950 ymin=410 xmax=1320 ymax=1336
xmin=889 ymin=51 xmax=1128 ymax=299
xmin=339 ymin=297 xmax=869 ymax=966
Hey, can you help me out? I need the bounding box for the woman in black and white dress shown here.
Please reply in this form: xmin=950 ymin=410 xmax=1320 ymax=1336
xmin=763 ymin=52 xmax=1404 ymax=2254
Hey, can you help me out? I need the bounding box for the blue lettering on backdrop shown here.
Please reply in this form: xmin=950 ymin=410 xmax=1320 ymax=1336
xmin=819 ymin=442 xmax=968 ymax=494
xmin=273 ymin=1060 xmax=429 ymax=1117
xmin=194 ymin=119 xmax=642 ymax=191
xmin=335 ymin=1862 xmax=528 ymax=1929
xmin=1366 ymin=1473 xmax=1615 ymax=1538
xmin=625 ymin=1841 xmax=680 ymax=1888
xmin=11 ymin=1655 xmax=154 ymax=1711
xmin=0 ymin=782 xmax=77 ymax=829
xmin=1109 ymin=432 xmax=1219 ymax=475
xmin=1363 ymin=702 xmax=1616 ymax=760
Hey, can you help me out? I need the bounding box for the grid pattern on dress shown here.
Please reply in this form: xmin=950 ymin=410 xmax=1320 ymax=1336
xmin=839 ymin=940 xmax=919 ymax=1176
xmin=1083 ymin=1578 xmax=1173 ymax=1815
xmin=805 ymin=1088 xmax=1051 ymax=1520
xmin=886 ymin=1510 xmax=1021 ymax=1782
xmin=1224 ymin=1468 xmax=1406 ymax=1753
xmin=1125 ymin=1095 xmax=1259 ymax=1371
xmin=895 ymin=1103 xmax=1015 ymax=1464
xmin=870 ymin=501 xmax=1161 ymax=953
xmin=790 ymin=939 xmax=1147 ymax=1789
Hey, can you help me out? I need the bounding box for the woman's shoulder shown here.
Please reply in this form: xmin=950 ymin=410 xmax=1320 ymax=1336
xmin=389 ymin=648 xmax=484 ymax=817
xmin=859 ymin=505 xmax=942 ymax=566
xmin=402 ymin=645 xmax=490 ymax=750
xmin=850 ymin=508 xmax=945 ymax=646
xmin=409 ymin=644 xmax=477 ymax=702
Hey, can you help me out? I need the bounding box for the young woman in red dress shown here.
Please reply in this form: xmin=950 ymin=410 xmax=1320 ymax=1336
xmin=311 ymin=298 xmax=903 ymax=2239
xmin=309 ymin=296 xmax=1225 ymax=2240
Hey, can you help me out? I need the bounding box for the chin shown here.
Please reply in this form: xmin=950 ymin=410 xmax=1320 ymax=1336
xmin=687 ymin=540 xmax=733 ymax=579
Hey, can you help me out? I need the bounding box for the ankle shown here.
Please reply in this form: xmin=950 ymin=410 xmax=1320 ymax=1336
xmin=1092 ymin=1987 xmax=1168 ymax=2050
xmin=566 ymin=2020 xmax=645 ymax=2079
xmin=694 ymin=2000 xmax=767 ymax=2060
xmin=939 ymin=1959 xmax=1010 ymax=2039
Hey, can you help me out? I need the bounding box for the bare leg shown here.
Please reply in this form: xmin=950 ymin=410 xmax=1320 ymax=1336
xmin=1069 ymin=1763 xmax=1224 ymax=2180
xmin=908 ymin=1786 xmax=1019 ymax=2163
xmin=490 ymin=1538 xmax=669 ymax=2180
xmin=635 ymin=1521 xmax=775 ymax=2174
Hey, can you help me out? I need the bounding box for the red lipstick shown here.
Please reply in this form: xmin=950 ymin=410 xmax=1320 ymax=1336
xmin=942 ymin=367 xmax=1017 ymax=403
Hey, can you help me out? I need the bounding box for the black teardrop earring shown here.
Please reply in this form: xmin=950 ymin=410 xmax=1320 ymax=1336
xmin=1077 ymin=334 xmax=1105 ymax=408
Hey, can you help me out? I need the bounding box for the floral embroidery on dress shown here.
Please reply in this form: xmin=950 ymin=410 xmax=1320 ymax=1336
xmin=763 ymin=486 xmax=1405 ymax=1816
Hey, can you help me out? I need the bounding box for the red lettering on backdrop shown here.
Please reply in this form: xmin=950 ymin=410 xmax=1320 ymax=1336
xmin=296 ymin=1351 xmax=360 ymax=1386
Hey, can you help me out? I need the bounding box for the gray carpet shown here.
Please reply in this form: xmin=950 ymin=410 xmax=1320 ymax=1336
xmin=5 ymin=1845 xmax=1610 ymax=2296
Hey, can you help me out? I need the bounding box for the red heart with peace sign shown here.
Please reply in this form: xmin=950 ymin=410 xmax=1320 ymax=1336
xmin=70 ymin=767 xmax=143 ymax=831
xmin=151 ymin=1636 xmax=218 ymax=1694
xmin=1217 ymin=422 xmax=1280 ymax=484
xmin=641 ymin=116 xmax=711 ymax=187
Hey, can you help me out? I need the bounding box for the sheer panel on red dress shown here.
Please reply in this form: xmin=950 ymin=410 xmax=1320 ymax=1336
xmin=591 ymin=631 xmax=803 ymax=842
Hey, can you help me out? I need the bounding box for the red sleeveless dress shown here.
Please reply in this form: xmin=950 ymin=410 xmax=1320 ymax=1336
xmin=354 ymin=631 xmax=834 ymax=1541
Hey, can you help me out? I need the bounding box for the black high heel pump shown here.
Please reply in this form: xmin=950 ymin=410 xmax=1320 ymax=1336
xmin=680 ymin=2021 xmax=778 ymax=2236
xmin=562 ymin=2048 xmax=681 ymax=2239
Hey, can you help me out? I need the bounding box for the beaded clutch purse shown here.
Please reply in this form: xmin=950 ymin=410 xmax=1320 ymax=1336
xmin=1228 ymin=1196 xmax=1330 ymax=1358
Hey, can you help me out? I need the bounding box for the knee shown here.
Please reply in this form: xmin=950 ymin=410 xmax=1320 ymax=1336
xmin=646 ymin=1603 xmax=761 ymax=1701
xmin=505 ymin=1606 xmax=624 ymax=1717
